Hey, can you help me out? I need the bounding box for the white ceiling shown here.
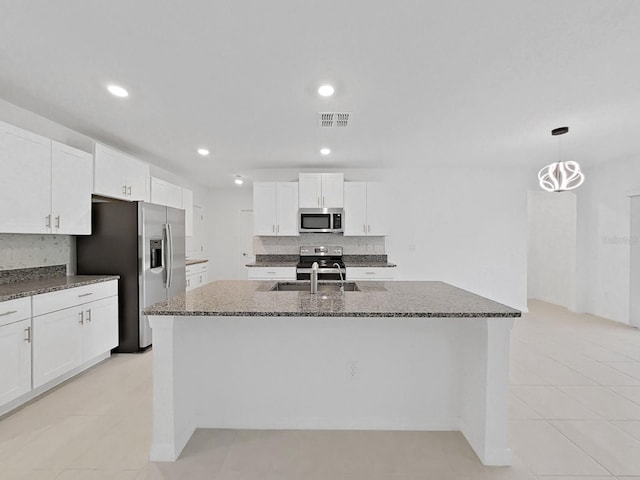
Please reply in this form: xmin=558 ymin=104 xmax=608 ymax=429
xmin=1 ymin=1 xmax=639 ymax=187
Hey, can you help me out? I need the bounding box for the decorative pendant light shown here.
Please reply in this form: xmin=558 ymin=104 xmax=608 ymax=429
xmin=538 ymin=126 xmax=585 ymax=192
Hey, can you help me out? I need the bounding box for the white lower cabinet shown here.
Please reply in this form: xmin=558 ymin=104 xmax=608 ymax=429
xmin=0 ymin=297 xmax=32 ymax=406
xmin=32 ymin=306 xmax=84 ymax=388
xmin=32 ymin=280 xmax=119 ymax=389
xmin=247 ymin=267 xmax=296 ymax=280
xmin=186 ymin=262 xmax=209 ymax=291
xmin=348 ymin=267 xmax=396 ymax=281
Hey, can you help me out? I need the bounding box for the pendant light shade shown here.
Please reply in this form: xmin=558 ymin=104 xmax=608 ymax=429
xmin=538 ymin=127 xmax=584 ymax=192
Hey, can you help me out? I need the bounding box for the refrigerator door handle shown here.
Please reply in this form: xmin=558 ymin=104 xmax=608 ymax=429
xmin=166 ymin=223 xmax=173 ymax=289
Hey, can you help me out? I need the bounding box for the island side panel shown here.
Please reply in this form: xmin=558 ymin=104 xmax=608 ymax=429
xmin=458 ymin=317 xmax=514 ymax=466
xmin=182 ymin=315 xmax=462 ymax=431
xmin=148 ymin=315 xmax=197 ymax=462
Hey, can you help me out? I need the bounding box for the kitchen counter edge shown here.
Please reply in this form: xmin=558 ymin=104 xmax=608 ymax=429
xmin=0 ymin=275 xmax=120 ymax=302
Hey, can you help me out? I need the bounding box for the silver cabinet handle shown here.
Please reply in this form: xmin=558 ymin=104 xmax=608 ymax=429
xmin=0 ymin=310 xmax=18 ymax=317
xmin=128 ymin=186 xmax=132 ymax=196
xmin=55 ymin=216 xmax=60 ymax=228
xmin=78 ymin=311 xmax=84 ymax=325
xmin=366 ymin=271 xmax=375 ymax=275
xmin=46 ymin=214 xmax=51 ymax=228
xmin=272 ymin=225 xmax=275 ymax=233
xmin=122 ymin=185 xmax=127 ymax=195
xmin=323 ymin=196 xmax=325 ymax=207
xmin=267 ymin=271 xmax=276 ymax=274
xmin=187 ymin=279 xmax=190 ymax=287
xmin=24 ymin=326 xmax=31 ymax=343
xmin=317 ymin=197 xmax=320 ymax=207
xmin=78 ymin=292 xmax=93 ymax=298
xmin=199 ymin=275 xmax=202 ymax=283
xmin=277 ymin=224 xmax=280 ymax=233
xmin=363 ymin=224 xmax=366 ymax=233
xmin=85 ymin=309 xmax=92 ymax=323
xmin=368 ymin=224 xmax=371 ymax=233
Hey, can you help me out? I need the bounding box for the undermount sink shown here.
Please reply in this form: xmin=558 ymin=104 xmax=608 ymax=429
xmin=270 ymin=282 xmax=360 ymax=292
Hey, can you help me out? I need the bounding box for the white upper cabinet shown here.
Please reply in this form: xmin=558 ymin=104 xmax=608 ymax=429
xmin=0 ymin=122 xmax=93 ymax=235
xmin=94 ymin=143 xmax=149 ymax=202
xmin=253 ymin=182 xmax=299 ymax=236
xmin=298 ymin=173 xmax=344 ymax=208
xmin=150 ymin=177 xmax=183 ymax=209
xmin=51 ymin=141 xmax=93 ymax=234
xmin=344 ymin=182 xmax=389 ymax=236
xmin=0 ymin=122 xmax=52 ymax=233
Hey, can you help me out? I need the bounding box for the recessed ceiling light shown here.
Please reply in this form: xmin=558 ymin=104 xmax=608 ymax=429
xmin=107 ymin=84 xmax=128 ymax=97
xmin=234 ymin=176 xmax=244 ymax=185
xmin=320 ymin=148 xmax=331 ymax=155
xmin=318 ymin=85 xmax=335 ymax=97
xmin=197 ymin=148 xmax=210 ymax=156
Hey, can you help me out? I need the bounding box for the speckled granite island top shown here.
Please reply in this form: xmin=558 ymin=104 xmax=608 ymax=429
xmin=144 ymin=280 xmax=520 ymax=318
xmin=0 ymin=275 xmax=120 ymax=302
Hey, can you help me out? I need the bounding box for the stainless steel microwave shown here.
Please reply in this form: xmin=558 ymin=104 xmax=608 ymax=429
xmin=298 ymin=208 xmax=344 ymax=233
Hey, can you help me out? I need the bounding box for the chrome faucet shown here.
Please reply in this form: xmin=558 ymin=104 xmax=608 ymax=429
xmin=333 ymin=263 xmax=345 ymax=293
xmin=310 ymin=261 xmax=318 ymax=294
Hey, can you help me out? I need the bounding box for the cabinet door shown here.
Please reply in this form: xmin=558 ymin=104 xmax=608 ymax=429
xmin=298 ymin=173 xmax=322 ymax=208
xmin=365 ymin=182 xmax=390 ymax=236
xmin=0 ymin=122 xmax=52 ymax=233
xmin=33 ymin=307 xmax=84 ymax=388
xmin=343 ymin=182 xmax=368 ymax=236
xmin=276 ymin=182 xmax=299 ymax=236
xmin=93 ymin=143 xmax=127 ymax=200
xmin=51 ymin=141 xmax=93 ymax=235
xmin=125 ymin=155 xmax=150 ymax=202
xmin=183 ymin=188 xmax=194 ymax=236
xmin=321 ymin=173 xmax=344 ymax=208
xmin=82 ymin=296 xmax=118 ymax=361
xmin=253 ymin=182 xmax=278 ymax=235
xmin=150 ymin=177 xmax=182 ymax=208
xmin=247 ymin=267 xmax=296 ymax=280
xmin=0 ymin=319 xmax=31 ymax=405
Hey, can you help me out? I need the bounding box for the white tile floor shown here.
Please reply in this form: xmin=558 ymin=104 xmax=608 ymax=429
xmin=1 ymin=299 xmax=640 ymax=479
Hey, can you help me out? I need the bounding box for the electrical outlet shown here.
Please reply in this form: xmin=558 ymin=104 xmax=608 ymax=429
xmin=346 ymin=360 xmax=358 ymax=378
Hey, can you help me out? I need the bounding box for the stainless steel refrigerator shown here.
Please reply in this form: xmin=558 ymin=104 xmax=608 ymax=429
xmin=76 ymin=201 xmax=185 ymax=352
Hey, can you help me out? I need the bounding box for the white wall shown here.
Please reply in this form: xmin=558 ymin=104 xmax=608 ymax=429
xmin=575 ymin=157 xmax=640 ymax=325
xmin=384 ymin=167 xmax=528 ymax=311
xmin=527 ymin=191 xmax=577 ymax=309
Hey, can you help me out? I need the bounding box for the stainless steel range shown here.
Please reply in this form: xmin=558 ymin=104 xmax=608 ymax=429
xmin=296 ymin=246 xmax=346 ymax=281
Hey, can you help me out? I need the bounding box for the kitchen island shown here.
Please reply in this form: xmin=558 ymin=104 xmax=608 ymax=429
xmin=145 ymin=280 xmax=520 ymax=466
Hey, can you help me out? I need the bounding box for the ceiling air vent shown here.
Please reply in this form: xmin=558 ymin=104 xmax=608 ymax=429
xmin=318 ymin=112 xmax=351 ymax=128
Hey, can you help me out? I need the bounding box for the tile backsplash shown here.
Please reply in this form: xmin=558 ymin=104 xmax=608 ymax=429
xmin=0 ymin=234 xmax=72 ymax=272
xmin=254 ymin=234 xmax=385 ymax=255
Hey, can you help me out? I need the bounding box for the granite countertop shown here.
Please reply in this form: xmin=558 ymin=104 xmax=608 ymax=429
xmin=343 ymin=262 xmax=397 ymax=268
xmin=0 ymin=275 xmax=120 ymax=302
xmin=245 ymin=261 xmax=298 ymax=268
xmin=246 ymin=254 xmax=396 ymax=268
xmin=186 ymin=259 xmax=208 ymax=266
xmin=144 ymin=280 xmax=520 ymax=318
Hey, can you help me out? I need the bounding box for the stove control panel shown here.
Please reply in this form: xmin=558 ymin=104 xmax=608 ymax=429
xmin=300 ymin=246 xmax=343 ymax=257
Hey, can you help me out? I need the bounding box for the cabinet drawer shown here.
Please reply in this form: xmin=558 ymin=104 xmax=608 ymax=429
xmin=347 ymin=267 xmax=395 ymax=281
xmin=247 ymin=267 xmax=296 ymax=280
xmin=33 ymin=280 xmax=118 ymax=317
xmin=0 ymin=297 xmax=31 ymax=327
xmin=186 ymin=262 xmax=208 ymax=276
xmin=197 ymin=263 xmax=208 ymax=273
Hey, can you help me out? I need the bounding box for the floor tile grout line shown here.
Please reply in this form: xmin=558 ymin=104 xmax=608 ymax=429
xmin=546 ymin=418 xmax=619 ymax=477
